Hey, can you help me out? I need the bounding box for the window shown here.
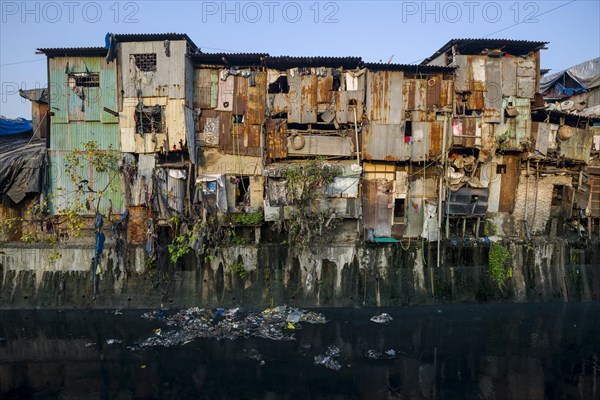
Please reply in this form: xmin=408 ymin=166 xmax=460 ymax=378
xmin=68 ymin=73 xmax=99 ymax=88
xmin=133 ymin=53 xmax=157 ymax=72
xmin=234 ymin=176 xmax=251 ymax=207
xmin=394 ymin=199 xmax=406 ymax=223
xmin=496 ymin=164 xmax=507 ymax=174
xmin=404 ymin=121 xmax=412 ymax=142
xmin=135 ymin=104 xmax=165 ymax=134
xmin=233 ymin=114 xmax=244 ymax=124
xmin=268 ymin=75 xmax=289 ymax=93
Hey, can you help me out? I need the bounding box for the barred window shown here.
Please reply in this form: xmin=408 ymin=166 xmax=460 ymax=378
xmin=68 ymin=73 xmax=99 ymax=87
xmin=134 ymin=53 xmax=157 ymax=72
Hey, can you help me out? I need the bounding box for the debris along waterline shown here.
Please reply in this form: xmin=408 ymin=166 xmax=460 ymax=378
xmin=131 ymin=306 xmax=327 ymax=350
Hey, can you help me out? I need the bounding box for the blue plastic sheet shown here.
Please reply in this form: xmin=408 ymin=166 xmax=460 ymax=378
xmin=0 ymin=117 xmax=32 ymax=135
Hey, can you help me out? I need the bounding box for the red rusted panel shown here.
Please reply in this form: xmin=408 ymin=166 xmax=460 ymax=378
xmin=426 ymin=74 xmax=442 ymax=111
xmin=467 ymin=91 xmax=484 ymax=110
xmin=247 ymin=71 xmax=266 ymax=125
xmin=317 ymin=72 xmax=333 ymax=104
xmin=218 ymin=110 xmax=233 ymax=153
xmin=246 ymin=124 xmax=261 ymax=148
xmin=403 ymin=79 xmax=416 ymax=111
xmin=267 ymin=118 xmax=287 ymax=159
xmin=234 ymin=75 xmax=248 ymax=115
xmin=428 ymin=121 xmax=443 ymax=157
xmin=498 ymin=154 xmax=520 ymax=212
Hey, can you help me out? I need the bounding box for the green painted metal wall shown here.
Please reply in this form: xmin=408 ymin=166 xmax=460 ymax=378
xmin=48 ymin=56 xmax=122 ymax=215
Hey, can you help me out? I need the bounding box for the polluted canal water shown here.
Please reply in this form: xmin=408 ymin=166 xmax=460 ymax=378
xmin=1 ymin=302 xmax=599 ymax=399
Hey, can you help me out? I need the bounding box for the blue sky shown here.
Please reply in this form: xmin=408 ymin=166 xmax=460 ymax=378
xmin=1 ymin=0 xmax=599 ymax=118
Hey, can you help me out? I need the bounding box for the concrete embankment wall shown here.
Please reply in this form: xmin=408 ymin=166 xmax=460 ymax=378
xmin=1 ymin=240 xmax=599 ymax=308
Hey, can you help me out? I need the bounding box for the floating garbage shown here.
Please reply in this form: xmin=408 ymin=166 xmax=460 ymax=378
xmin=106 ymin=339 xmax=123 ymax=345
xmin=314 ymin=345 xmax=342 ymax=371
xmin=301 ymin=311 xmax=327 ymax=324
xmin=142 ymin=309 xmax=166 ymax=321
xmin=131 ymin=306 xmax=327 ymax=350
xmin=286 ymin=310 xmax=303 ymax=323
xmin=366 ymin=349 xmax=397 ymax=360
xmin=113 ymin=309 xmax=123 ymax=316
xmin=370 ymin=313 xmax=393 ymax=324
xmin=245 ymin=348 xmax=266 ymax=366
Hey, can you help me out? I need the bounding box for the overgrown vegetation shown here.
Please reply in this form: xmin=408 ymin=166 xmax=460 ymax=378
xmin=231 ymin=212 xmax=262 ymax=226
xmin=280 ymin=158 xmax=340 ymax=246
xmin=488 ymin=242 xmax=512 ymax=290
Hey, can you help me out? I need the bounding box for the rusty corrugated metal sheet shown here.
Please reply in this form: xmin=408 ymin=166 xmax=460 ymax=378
xmin=471 ymin=56 xmax=486 ymax=92
xmin=267 ymin=119 xmax=287 ymax=159
xmin=501 ymin=58 xmax=518 ymax=97
xmin=467 ymin=91 xmax=484 ymax=110
xmin=454 ymin=55 xmax=470 ymax=93
xmin=440 ymin=79 xmax=453 ymax=109
xmin=247 ymin=72 xmax=266 ymax=125
xmin=428 ymin=120 xmax=443 ymax=157
xmin=366 ymin=70 xmax=404 ymax=124
xmin=425 ymin=74 xmax=442 ymax=111
xmin=452 ymin=118 xmax=481 ymax=148
xmin=317 ymin=70 xmax=333 ymax=103
xmin=301 ymin=74 xmax=317 ymax=123
xmin=233 ymin=75 xmax=248 ymax=114
xmin=559 ymin=127 xmax=594 ymax=163
xmin=498 ymin=154 xmax=520 ymax=212
xmin=286 ymin=135 xmax=353 ymax=157
xmin=402 ymin=79 xmax=416 ymax=111
xmin=287 ymin=73 xmax=301 ymax=123
xmin=194 ymin=68 xmax=217 ymax=109
xmin=362 ymin=123 xmax=405 ymax=161
xmin=362 ymin=179 xmax=393 ymax=237
xmin=483 ymin=58 xmax=502 ymax=123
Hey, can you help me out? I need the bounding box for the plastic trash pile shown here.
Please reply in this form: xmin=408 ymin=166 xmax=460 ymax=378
xmin=131 ymin=306 xmax=327 ymax=350
xmin=370 ymin=313 xmax=393 ymax=324
xmin=314 ymin=345 xmax=342 ymax=371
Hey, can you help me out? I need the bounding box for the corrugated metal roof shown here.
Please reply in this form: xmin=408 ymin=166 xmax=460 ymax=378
xmin=19 ymin=88 xmax=48 ymax=103
xmin=421 ymin=38 xmax=548 ymax=65
xmin=361 ymin=62 xmax=455 ymax=73
xmin=265 ymin=56 xmax=362 ymax=70
xmin=37 ymin=47 xmax=107 ymax=57
xmin=191 ymin=52 xmax=268 ymax=66
xmin=113 ymin=33 xmax=198 ymax=50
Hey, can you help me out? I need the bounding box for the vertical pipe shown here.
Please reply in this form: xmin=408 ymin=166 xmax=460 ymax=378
xmin=524 ymin=159 xmax=530 ymax=238
xmin=353 ymin=107 xmax=360 ymax=165
xmin=437 ymin=114 xmax=448 ymax=268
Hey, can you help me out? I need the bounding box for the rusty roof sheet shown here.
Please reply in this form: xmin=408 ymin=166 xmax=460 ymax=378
xmin=191 ymin=52 xmax=268 ymax=66
xmin=361 ymin=62 xmax=455 ymax=73
xmin=421 ymin=38 xmax=548 ymax=65
xmin=265 ymin=56 xmax=362 ymax=70
xmin=37 ymin=47 xmax=107 ymax=57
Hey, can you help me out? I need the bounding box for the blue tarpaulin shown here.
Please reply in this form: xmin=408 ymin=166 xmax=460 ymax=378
xmin=0 ymin=117 xmax=32 ymax=136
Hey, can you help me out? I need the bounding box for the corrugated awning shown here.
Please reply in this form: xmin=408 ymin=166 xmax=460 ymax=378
xmin=421 ymin=38 xmax=548 ymax=65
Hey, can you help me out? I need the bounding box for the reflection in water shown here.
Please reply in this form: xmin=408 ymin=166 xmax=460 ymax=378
xmin=0 ymin=303 xmax=599 ymax=399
